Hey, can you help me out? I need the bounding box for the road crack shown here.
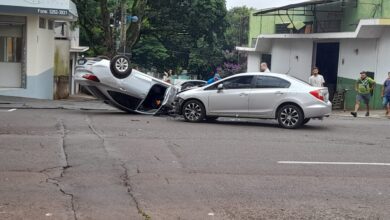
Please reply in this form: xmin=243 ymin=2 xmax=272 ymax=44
xmin=120 ymin=163 xmax=151 ymax=220
xmin=40 ymin=119 xmax=79 ymax=220
xmin=85 ymin=115 xmax=110 ymax=155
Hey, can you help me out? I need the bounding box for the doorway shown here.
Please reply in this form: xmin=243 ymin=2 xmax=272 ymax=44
xmin=314 ymin=42 xmax=339 ymax=100
xmin=261 ymin=54 xmax=272 ymax=70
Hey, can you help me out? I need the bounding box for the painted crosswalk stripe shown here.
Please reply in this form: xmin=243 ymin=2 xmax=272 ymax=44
xmin=278 ymin=161 xmax=390 ymax=166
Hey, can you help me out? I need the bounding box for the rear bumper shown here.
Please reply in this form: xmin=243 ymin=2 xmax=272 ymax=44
xmin=303 ymin=101 xmax=332 ymax=118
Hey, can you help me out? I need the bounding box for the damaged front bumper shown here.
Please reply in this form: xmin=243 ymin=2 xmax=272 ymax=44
xmin=173 ymin=97 xmax=185 ymax=115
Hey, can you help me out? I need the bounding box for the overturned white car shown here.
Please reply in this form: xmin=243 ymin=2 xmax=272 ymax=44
xmin=75 ymin=56 xmax=178 ymax=114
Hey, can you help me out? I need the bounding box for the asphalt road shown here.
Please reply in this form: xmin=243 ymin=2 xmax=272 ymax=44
xmin=0 ymin=108 xmax=389 ymax=220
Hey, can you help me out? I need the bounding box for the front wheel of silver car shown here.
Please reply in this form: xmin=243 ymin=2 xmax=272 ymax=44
xmin=182 ymin=100 xmax=205 ymax=123
xmin=277 ymin=105 xmax=304 ymax=129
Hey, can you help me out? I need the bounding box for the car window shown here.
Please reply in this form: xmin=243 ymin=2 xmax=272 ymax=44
xmin=195 ymin=81 xmax=206 ymax=86
xmin=206 ymin=76 xmax=253 ymax=90
xmin=181 ymin=82 xmax=191 ymax=87
xmin=255 ymin=76 xmax=291 ymax=88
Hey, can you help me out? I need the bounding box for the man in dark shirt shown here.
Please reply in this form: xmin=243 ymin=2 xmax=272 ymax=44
xmin=382 ymin=72 xmax=390 ymax=116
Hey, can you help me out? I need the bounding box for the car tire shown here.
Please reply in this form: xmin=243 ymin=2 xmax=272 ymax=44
xmin=182 ymin=100 xmax=206 ymax=123
xmin=302 ymin=118 xmax=311 ymax=125
xmin=277 ymin=104 xmax=304 ymax=129
xmin=110 ymin=55 xmax=132 ymax=79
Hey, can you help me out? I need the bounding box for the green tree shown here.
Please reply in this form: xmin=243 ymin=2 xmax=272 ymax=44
xmin=138 ymin=0 xmax=228 ymax=76
xmin=225 ymin=6 xmax=251 ymax=49
xmin=75 ymin=0 xmax=228 ymax=78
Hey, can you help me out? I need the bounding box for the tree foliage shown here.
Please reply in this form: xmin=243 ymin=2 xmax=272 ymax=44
xmin=75 ymin=1 xmax=251 ymax=78
xmin=225 ymin=6 xmax=251 ymax=49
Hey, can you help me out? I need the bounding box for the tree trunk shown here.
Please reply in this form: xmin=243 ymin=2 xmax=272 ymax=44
xmin=100 ymin=0 xmax=114 ymax=57
xmin=126 ymin=0 xmax=147 ymax=51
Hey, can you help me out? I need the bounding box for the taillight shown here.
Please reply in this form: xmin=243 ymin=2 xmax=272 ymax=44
xmin=82 ymin=74 xmax=100 ymax=82
xmin=310 ymin=90 xmax=324 ymax=101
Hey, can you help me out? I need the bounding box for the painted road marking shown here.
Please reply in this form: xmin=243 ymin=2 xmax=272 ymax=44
xmin=278 ymin=161 xmax=390 ymax=166
xmin=0 ymin=108 xmax=17 ymax=112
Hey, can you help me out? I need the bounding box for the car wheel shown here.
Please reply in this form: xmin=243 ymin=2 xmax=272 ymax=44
xmin=277 ymin=104 xmax=304 ymax=129
xmin=110 ymin=55 xmax=132 ymax=79
xmin=302 ymin=118 xmax=311 ymax=125
xmin=182 ymin=100 xmax=205 ymax=122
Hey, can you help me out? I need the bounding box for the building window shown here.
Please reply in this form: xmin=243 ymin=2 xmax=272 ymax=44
xmin=48 ymin=20 xmax=54 ymax=30
xmin=0 ymin=37 xmax=22 ymax=63
xmin=275 ymin=24 xmax=290 ymax=34
xmin=39 ymin=17 xmax=46 ymax=29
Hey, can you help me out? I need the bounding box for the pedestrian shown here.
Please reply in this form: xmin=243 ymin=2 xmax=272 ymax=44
xmin=381 ymin=72 xmax=390 ymax=116
xmin=207 ymin=68 xmax=222 ymax=84
xmin=309 ymin=67 xmax=325 ymax=87
xmin=163 ymin=69 xmax=173 ymax=83
xmin=260 ymin=62 xmax=270 ymax=73
xmin=351 ymin=71 xmax=376 ymax=117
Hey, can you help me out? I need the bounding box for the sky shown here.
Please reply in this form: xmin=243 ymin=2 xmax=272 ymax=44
xmin=226 ymin=0 xmax=306 ymax=10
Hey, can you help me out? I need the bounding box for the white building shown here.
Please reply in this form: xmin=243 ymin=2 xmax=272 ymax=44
xmin=237 ymin=0 xmax=390 ymax=109
xmin=0 ymin=0 xmax=78 ymax=99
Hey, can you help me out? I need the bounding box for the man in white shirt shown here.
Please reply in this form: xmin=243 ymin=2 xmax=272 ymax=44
xmin=309 ymin=67 xmax=325 ymax=87
xmin=260 ymin=62 xmax=270 ymax=73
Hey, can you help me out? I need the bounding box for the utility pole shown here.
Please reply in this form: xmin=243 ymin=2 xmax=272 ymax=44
xmin=120 ymin=0 xmax=127 ymax=54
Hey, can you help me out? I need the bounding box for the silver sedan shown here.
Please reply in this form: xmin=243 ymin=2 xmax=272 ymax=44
xmin=75 ymin=56 xmax=177 ymax=114
xmin=174 ymin=72 xmax=332 ymax=129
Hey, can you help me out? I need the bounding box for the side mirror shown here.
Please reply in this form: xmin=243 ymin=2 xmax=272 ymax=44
xmin=217 ymin=84 xmax=224 ymax=91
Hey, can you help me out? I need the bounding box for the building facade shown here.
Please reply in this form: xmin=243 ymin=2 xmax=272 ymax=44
xmin=238 ymin=0 xmax=390 ymax=109
xmin=0 ymin=0 xmax=78 ymax=99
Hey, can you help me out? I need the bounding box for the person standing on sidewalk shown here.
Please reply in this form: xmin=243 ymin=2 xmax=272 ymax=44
xmin=382 ymin=72 xmax=390 ymax=116
xmin=260 ymin=62 xmax=270 ymax=73
xmin=309 ymin=67 xmax=325 ymax=87
xmin=351 ymin=71 xmax=376 ymax=117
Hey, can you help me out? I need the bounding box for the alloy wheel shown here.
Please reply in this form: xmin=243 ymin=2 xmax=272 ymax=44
xmin=184 ymin=102 xmax=203 ymax=122
xmin=115 ymin=58 xmax=129 ymax=72
xmin=280 ymin=107 xmax=300 ymax=128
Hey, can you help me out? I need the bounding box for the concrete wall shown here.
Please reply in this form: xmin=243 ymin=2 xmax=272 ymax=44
xmin=341 ymin=0 xmax=385 ymax=32
xmin=0 ymin=63 xmax=22 ymax=87
xmin=54 ymin=40 xmax=70 ymax=76
xmin=250 ymin=0 xmax=390 ymax=38
xmin=54 ymin=39 xmax=70 ymax=99
xmin=338 ymin=38 xmax=377 ymax=80
xmin=246 ymin=52 xmax=261 ymax=72
xmin=249 ymin=11 xmax=311 ymax=47
xmin=375 ymin=28 xmax=390 ymax=84
xmin=0 ymin=15 xmax=55 ymax=99
xmin=270 ymin=39 xmax=313 ymax=81
xmin=337 ymin=28 xmax=390 ymax=109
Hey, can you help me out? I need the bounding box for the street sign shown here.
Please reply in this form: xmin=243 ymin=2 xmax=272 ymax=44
xmin=127 ymin=16 xmax=139 ymax=23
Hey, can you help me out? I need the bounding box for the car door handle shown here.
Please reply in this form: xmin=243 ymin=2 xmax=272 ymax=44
xmin=239 ymin=93 xmax=249 ymax=96
xmin=275 ymin=91 xmax=284 ymax=95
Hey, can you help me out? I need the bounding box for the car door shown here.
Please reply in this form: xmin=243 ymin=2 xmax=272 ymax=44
xmin=248 ymin=75 xmax=291 ymax=117
xmin=208 ymin=75 xmax=254 ymax=116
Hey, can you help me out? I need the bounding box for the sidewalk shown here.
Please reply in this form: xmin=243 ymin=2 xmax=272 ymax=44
xmin=0 ymin=95 xmax=116 ymax=111
xmin=1 ymin=95 xmax=389 ymax=118
xmin=332 ymin=110 xmax=389 ymax=119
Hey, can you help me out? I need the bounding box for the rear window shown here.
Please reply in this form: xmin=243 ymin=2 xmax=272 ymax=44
xmin=287 ymin=75 xmax=311 ymax=86
xmin=254 ymin=76 xmax=291 ymax=88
